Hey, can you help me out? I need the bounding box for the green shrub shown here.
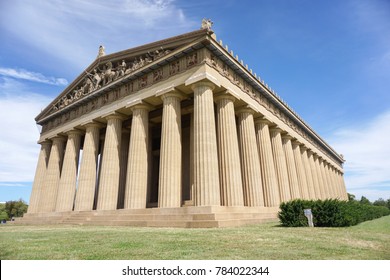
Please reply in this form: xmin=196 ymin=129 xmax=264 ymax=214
xmin=278 ymin=199 xmax=390 ymax=227
xmin=278 ymin=199 xmax=314 ymax=227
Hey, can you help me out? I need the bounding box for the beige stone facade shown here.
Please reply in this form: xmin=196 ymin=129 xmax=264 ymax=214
xmin=22 ymin=24 xmax=347 ymax=227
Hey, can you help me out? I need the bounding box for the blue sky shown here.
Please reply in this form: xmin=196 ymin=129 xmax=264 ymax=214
xmin=0 ymin=0 xmax=389 ymax=203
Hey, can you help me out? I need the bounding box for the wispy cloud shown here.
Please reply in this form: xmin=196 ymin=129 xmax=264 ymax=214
xmin=0 ymin=0 xmax=196 ymax=70
xmin=328 ymin=110 xmax=390 ymax=200
xmin=0 ymin=67 xmax=68 ymax=86
xmin=0 ymin=182 xmax=31 ymax=188
xmin=0 ymin=78 xmax=51 ymax=182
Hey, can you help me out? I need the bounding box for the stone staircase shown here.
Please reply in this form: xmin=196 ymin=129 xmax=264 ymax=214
xmin=16 ymin=206 xmax=279 ymax=228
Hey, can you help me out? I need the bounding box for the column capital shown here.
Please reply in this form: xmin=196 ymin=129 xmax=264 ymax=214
xmin=155 ymin=85 xmax=185 ymax=100
xmin=81 ymin=120 xmax=104 ymax=129
xmin=236 ymin=107 xmax=256 ymax=115
xmin=64 ymin=128 xmax=84 ymax=136
xmin=160 ymin=91 xmax=185 ymax=101
xmin=291 ymin=139 xmax=302 ymax=148
xmin=48 ymin=135 xmax=67 ymax=143
xmin=236 ymin=104 xmax=257 ymax=115
xmin=214 ymin=92 xmax=236 ymax=103
xmin=131 ymin=103 xmax=153 ymax=112
xmin=269 ymin=126 xmax=284 ymax=134
xmin=254 ymin=117 xmax=273 ymax=126
xmin=191 ymin=80 xmax=216 ymax=92
xmin=102 ymin=111 xmax=127 ymax=121
xmin=281 ymin=133 xmax=293 ymax=141
xmin=125 ymin=99 xmax=154 ymax=111
xmin=37 ymin=139 xmax=52 ymax=146
xmin=300 ymin=144 xmax=308 ymax=151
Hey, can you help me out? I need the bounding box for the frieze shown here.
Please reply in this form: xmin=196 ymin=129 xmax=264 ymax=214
xmin=170 ymin=61 xmax=180 ymax=75
xmin=186 ymin=53 xmax=198 ymax=68
xmin=153 ymin=69 xmax=163 ymax=82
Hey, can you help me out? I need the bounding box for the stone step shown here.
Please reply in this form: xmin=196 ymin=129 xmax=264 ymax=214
xmin=17 ymin=206 xmax=279 ymax=228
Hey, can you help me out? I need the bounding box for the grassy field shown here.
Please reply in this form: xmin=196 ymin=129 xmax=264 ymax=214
xmin=0 ymin=215 xmax=389 ymax=260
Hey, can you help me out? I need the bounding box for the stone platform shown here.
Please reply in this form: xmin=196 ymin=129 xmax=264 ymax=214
xmin=16 ymin=206 xmax=279 ymax=228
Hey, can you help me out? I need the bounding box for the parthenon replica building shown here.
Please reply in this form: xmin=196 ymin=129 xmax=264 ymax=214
xmin=22 ymin=21 xmax=347 ymax=227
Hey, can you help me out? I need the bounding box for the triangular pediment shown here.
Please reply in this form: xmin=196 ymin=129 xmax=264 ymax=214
xmin=36 ymin=29 xmax=211 ymax=122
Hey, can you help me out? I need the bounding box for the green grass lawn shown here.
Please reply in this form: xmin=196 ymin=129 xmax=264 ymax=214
xmin=1 ymin=215 xmax=389 ymax=260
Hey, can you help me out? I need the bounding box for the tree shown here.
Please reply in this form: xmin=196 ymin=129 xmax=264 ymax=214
xmin=373 ymin=198 xmax=386 ymax=207
xmin=4 ymin=199 xmax=28 ymax=219
xmin=359 ymin=196 xmax=371 ymax=205
xmin=0 ymin=203 xmax=9 ymax=220
xmin=348 ymin=193 xmax=356 ymax=202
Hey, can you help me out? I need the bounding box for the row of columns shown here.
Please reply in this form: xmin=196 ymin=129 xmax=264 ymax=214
xmin=28 ymin=81 xmax=347 ymax=214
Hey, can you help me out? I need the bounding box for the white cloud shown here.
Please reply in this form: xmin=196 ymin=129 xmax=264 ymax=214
xmin=0 ymin=67 xmax=68 ymax=86
xmin=0 ymin=0 xmax=196 ymax=70
xmin=0 ymin=78 xmax=52 ymax=182
xmin=328 ymin=110 xmax=390 ymax=201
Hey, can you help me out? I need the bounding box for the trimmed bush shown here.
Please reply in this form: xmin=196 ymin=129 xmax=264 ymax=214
xmin=278 ymin=199 xmax=390 ymax=227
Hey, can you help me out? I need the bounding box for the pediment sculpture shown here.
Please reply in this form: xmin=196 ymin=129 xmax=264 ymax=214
xmin=51 ymin=47 xmax=171 ymax=113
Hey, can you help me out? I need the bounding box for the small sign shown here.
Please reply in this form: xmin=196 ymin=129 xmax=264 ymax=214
xmin=304 ymin=208 xmax=314 ymax=227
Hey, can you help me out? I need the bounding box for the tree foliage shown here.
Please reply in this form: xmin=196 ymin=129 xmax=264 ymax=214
xmin=359 ymin=196 xmax=371 ymax=205
xmin=0 ymin=203 xmax=9 ymax=220
xmin=373 ymin=198 xmax=386 ymax=207
xmin=347 ymin=193 xmax=356 ymax=201
xmin=3 ymin=199 xmax=28 ymax=220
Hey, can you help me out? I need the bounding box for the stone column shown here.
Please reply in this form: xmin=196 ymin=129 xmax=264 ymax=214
xmin=28 ymin=141 xmax=51 ymax=214
xmin=337 ymin=171 xmax=347 ymax=200
xmin=74 ymin=122 xmax=101 ymax=211
xmin=328 ymin=166 xmax=338 ymax=199
xmin=324 ymin=163 xmax=334 ymax=198
xmin=318 ymin=159 xmax=329 ymax=199
xmin=192 ymin=81 xmax=220 ymax=206
xmin=322 ymin=160 xmax=331 ymax=199
xmin=341 ymin=173 xmax=348 ymax=200
xmin=255 ymin=119 xmax=280 ymax=207
xmin=332 ymin=166 xmax=341 ymax=199
xmin=334 ymin=170 xmax=341 ymax=198
xmin=55 ymin=130 xmax=82 ymax=212
xmin=281 ymin=135 xmax=301 ymax=199
xmin=269 ymin=128 xmax=291 ymax=202
xmin=340 ymin=170 xmax=348 ymax=200
xmin=96 ymin=113 xmax=125 ymax=210
xmin=215 ymin=94 xmax=244 ymax=206
xmin=335 ymin=171 xmax=343 ymax=199
xmin=301 ymin=147 xmax=316 ymax=199
xmin=158 ymin=92 xmax=183 ymax=208
xmin=308 ymin=150 xmax=321 ymax=199
xmin=39 ymin=136 xmax=66 ymax=213
xmin=292 ymin=141 xmax=310 ymax=199
xmin=313 ymin=154 xmax=325 ymax=199
xmin=237 ymin=108 xmax=264 ymax=207
xmin=315 ymin=156 xmax=326 ymax=199
xmin=124 ymin=105 xmax=150 ymax=209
